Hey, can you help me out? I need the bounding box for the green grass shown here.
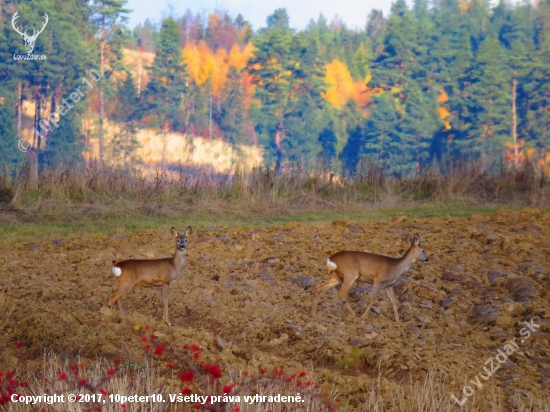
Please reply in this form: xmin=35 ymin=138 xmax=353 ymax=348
xmin=0 ymin=204 xmax=506 ymax=245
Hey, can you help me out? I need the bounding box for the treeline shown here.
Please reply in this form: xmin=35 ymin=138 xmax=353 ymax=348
xmin=0 ymin=0 xmax=549 ymax=175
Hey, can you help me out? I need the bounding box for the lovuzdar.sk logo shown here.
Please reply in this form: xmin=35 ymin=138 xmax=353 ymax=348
xmin=11 ymin=10 xmax=49 ymax=61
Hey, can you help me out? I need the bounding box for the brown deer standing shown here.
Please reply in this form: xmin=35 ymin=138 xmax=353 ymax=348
xmin=312 ymin=233 xmax=428 ymax=322
xmin=109 ymin=227 xmax=192 ymax=326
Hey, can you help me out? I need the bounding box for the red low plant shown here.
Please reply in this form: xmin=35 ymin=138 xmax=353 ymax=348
xmin=1 ymin=331 xmax=339 ymax=412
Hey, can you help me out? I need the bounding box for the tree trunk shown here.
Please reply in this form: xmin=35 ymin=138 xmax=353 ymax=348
xmin=30 ymin=93 xmax=41 ymax=178
xmin=137 ymin=49 xmax=144 ymax=95
xmin=275 ymin=122 xmax=284 ymax=173
xmin=512 ymin=78 xmax=519 ymax=168
xmin=378 ymin=132 xmax=384 ymax=165
xmin=99 ymin=18 xmax=106 ymax=162
xmin=27 ymin=150 xmax=38 ymax=180
xmin=48 ymin=92 xmax=57 ymax=149
xmin=17 ymin=83 xmax=22 ymax=140
xmin=209 ymin=91 xmax=213 ymax=177
xmin=34 ymin=93 xmax=41 ymax=150
xmin=86 ymin=104 xmax=91 ymax=150
xmin=137 ymin=64 xmax=142 ymax=95
xmin=162 ymin=96 xmax=170 ymax=170
xmin=162 ymin=121 xmax=169 ymax=170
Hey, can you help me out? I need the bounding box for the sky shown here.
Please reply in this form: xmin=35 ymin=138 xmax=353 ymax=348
xmin=125 ymin=0 xmax=406 ymax=31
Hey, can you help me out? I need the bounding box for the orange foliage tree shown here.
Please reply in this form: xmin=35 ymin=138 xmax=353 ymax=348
xmin=322 ymin=59 xmax=376 ymax=112
xmin=182 ymin=41 xmax=254 ymax=98
xmin=437 ymin=88 xmax=451 ymax=131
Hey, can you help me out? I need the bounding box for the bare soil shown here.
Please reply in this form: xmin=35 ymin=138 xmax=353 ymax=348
xmin=1 ymin=209 xmax=550 ymax=409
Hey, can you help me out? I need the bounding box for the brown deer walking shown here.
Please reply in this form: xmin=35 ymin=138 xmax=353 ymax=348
xmin=109 ymin=227 xmax=192 ymax=326
xmin=312 ymin=233 xmax=428 ymax=322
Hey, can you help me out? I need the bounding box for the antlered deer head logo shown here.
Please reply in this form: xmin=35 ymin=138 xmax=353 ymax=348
xmin=11 ymin=11 xmax=49 ymax=54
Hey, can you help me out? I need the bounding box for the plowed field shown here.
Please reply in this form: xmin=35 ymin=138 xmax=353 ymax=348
xmin=1 ymin=209 xmax=549 ymax=410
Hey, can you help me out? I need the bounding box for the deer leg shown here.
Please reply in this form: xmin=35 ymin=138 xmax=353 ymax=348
xmin=161 ymin=285 xmax=171 ymax=326
xmin=386 ymin=286 xmax=400 ymax=322
xmin=116 ymin=300 xmax=124 ymax=318
xmin=311 ymin=275 xmax=342 ymax=317
xmin=337 ymin=273 xmax=359 ymax=318
xmin=109 ymin=282 xmax=134 ymax=318
xmin=360 ymin=280 xmax=383 ymax=318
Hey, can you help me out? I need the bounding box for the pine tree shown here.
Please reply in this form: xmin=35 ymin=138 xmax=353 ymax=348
xmin=246 ymin=9 xmax=325 ymax=170
xmin=399 ymin=86 xmax=440 ymax=173
xmin=0 ymin=7 xmax=26 ymax=167
xmin=318 ymin=121 xmax=338 ymax=163
xmin=246 ymin=10 xmax=292 ymax=168
xmin=186 ymin=79 xmax=210 ymax=137
xmin=111 ymin=71 xmax=138 ymax=163
xmin=350 ymin=41 xmax=373 ymax=80
xmin=535 ymin=0 xmax=550 ymax=49
xmin=411 ymin=0 xmax=433 ymax=86
xmin=366 ymin=10 xmax=386 ymax=48
xmin=140 ymin=17 xmax=188 ymax=167
xmin=525 ymin=51 xmax=550 ymax=150
xmin=340 ymin=99 xmax=367 ymax=174
xmin=40 ymin=108 xmax=85 ymax=167
xmin=115 ymin=72 xmax=138 ymax=123
xmin=218 ymin=67 xmax=247 ymax=146
xmin=9 ymin=0 xmax=95 ymax=167
xmin=427 ymin=0 xmax=462 ymax=85
xmin=340 ymin=125 xmax=365 ymax=174
xmin=463 ymin=34 xmax=512 ymax=158
xmin=364 ymin=93 xmax=401 ymax=170
xmin=371 ymin=0 xmax=420 ymax=91
xmin=463 ymin=0 xmax=491 ymax=52
xmin=90 ymin=0 xmax=131 ymax=161
xmin=0 ymin=92 xmax=23 ymax=167
xmin=498 ymin=2 xmax=536 ymax=163
xmin=283 ymin=34 xmax=326 ymax=166
xmin=524 ymin=0 xmax=550 ymax=150
xmin=133 ymin=19 xmax=158 ymax=52
xmin=440 ymin=28 xmax=474 ymax=159
xmin=372 ymin=0 xmax=428 ymax=104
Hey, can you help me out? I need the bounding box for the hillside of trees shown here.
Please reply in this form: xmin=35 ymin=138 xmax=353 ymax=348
xmin=1 ymin=0 xmax=549 ymax=175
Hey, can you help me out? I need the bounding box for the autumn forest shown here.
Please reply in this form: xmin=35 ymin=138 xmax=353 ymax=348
xmin=1 ymin=0 xmax=550 ymax=175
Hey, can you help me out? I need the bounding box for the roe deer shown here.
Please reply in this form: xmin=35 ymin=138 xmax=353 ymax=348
xmin=312 ymin=233 xmax=428 ymax=322
xmin=109 ymin=227 xmax=192 ymax=326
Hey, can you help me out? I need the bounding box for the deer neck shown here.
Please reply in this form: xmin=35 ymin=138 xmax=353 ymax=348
xmin=171 ymin=247 xmax=187 ymax=270
xmin=394 ymin=246 xmax=416 ymax=276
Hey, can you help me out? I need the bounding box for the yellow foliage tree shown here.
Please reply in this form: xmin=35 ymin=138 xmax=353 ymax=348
xmin=183 ymin=41 xmax=255 ymax=97
xmin=437 ymin=88 xmax=451 ymax=130
xmin=323 ymin=59 xmax=355 ymax=109
xmin=228 ymin=43 xmax=253 ymax=71
xmin=323 ymin=59 xmax=376 ymax=111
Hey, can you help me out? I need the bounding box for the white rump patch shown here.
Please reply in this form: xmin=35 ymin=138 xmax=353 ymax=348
xmin=327 ymin=258 xmax=337 ymax=270
xmin=112 ymin=266 xmax=122 ymax=277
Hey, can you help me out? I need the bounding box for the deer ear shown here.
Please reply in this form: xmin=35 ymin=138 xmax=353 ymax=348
xmin=184 ymin=226 xmax=192 ymax=237
xmin=413 ymin=233 xmax=420 ymax=245
xmin=171 ymin=227 xmax=179 ymax=238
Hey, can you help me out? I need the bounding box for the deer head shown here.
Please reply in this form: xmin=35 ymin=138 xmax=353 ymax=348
xmin=12 ymin=11 xmax=49 ymax=54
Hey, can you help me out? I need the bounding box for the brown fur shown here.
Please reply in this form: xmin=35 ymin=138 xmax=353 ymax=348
xmin=108 ymin=226 xmax=192 ymax=326
xmin=312 ymin=233 xmax=428 ymax=321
